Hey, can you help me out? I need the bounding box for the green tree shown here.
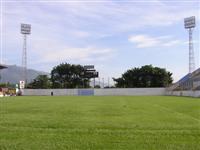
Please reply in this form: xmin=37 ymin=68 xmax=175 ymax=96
xmin=94 ymin=85 xmax=101 ymax=88
xmin=113 ymin=65 xmax=173 ymax=88
xmin=51 ymin=63 xmax=90 ymax=88
xmin=27 ymin=75 xmax=51 ymax=89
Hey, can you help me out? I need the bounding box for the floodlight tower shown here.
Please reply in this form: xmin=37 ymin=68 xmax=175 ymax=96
xmin=184 ymin=16 xmax=196 ymax=73
xmin=21 ymin=23 xmax=31 ymax=84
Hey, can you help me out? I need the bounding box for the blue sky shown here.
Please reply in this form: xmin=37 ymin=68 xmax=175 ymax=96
xmin=1 ymin=0 xmax=200 ymax=82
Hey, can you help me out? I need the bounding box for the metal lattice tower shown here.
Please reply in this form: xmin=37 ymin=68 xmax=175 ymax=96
xmin=22 ymin=34 xmax=27 ymax=82
xmin=189 ymin=28 xmax=195 ymax=73
xmin=184 ymin=16 xmax=196 ymax=73
xmin=21 ymin=23 xmax=31 ymax=84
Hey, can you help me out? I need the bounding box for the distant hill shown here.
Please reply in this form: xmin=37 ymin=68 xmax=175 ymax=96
xmin=0 ymin=65 xmax=49 ymax=84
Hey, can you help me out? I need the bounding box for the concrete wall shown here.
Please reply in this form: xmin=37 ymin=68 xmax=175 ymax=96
xmin=23 ymin=89 xmax=78 ymax=96
xmin=23 ymin=88 xmax=200 ymax=97
xmin=166 ymin=90 xmax=200 ymax=97
xmin=94 ymin=88 xmax=165 ymax=96
xmin=23 ymin=88 xmax=165 ymax=96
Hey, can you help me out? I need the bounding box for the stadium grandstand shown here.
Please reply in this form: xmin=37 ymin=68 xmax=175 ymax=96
xmin=0 ymin=64 xmax=7 ymax=70
xmin=168 ymin=67 xmax=200 ymax=91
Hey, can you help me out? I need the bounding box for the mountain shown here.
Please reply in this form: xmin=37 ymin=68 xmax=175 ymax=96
xmin=0 ymin=65 xmax=49 ymax=84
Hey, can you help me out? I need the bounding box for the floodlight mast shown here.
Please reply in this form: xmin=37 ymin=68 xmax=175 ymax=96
xmin=22 ymin=34 xmax=27 ymax=84
xmin=189 ymin=28 xmax=195 ymax=74
xmin=21 ymin=24 xmax=31 ymax=85
xmin=184 ymin=16 xmax=196 ymax=73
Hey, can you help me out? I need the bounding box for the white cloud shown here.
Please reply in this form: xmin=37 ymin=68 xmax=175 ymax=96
xmin=69 ymin=30 xmax=90 ymax=38
xmin=128 ymin=35 xmax=161 ymax=48
xmin=30 ymin=38 xmax=114 ymax=64
xmin=4 ymin=1 xmax=199 ymax=36
xmin=128 ymin=34 xmax=183 ymax=48
xmin=162 ymin=40 xmax=181 ymax=47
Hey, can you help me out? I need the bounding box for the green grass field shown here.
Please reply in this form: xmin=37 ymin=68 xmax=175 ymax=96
xmin=0 ymin=96 xmax=200 ymax=150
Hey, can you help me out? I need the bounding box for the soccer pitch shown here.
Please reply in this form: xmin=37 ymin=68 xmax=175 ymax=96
xmin=0 ymin=96 xmax=199 ymax=150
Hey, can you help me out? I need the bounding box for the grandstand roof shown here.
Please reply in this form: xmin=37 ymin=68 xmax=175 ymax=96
xmin=191 ymin=68 xmax=200 ymax=77
xmin=169 ymin=67 xmax=200 ymax=90
xmin=0 ymin=64 xmax=7 ymax=69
